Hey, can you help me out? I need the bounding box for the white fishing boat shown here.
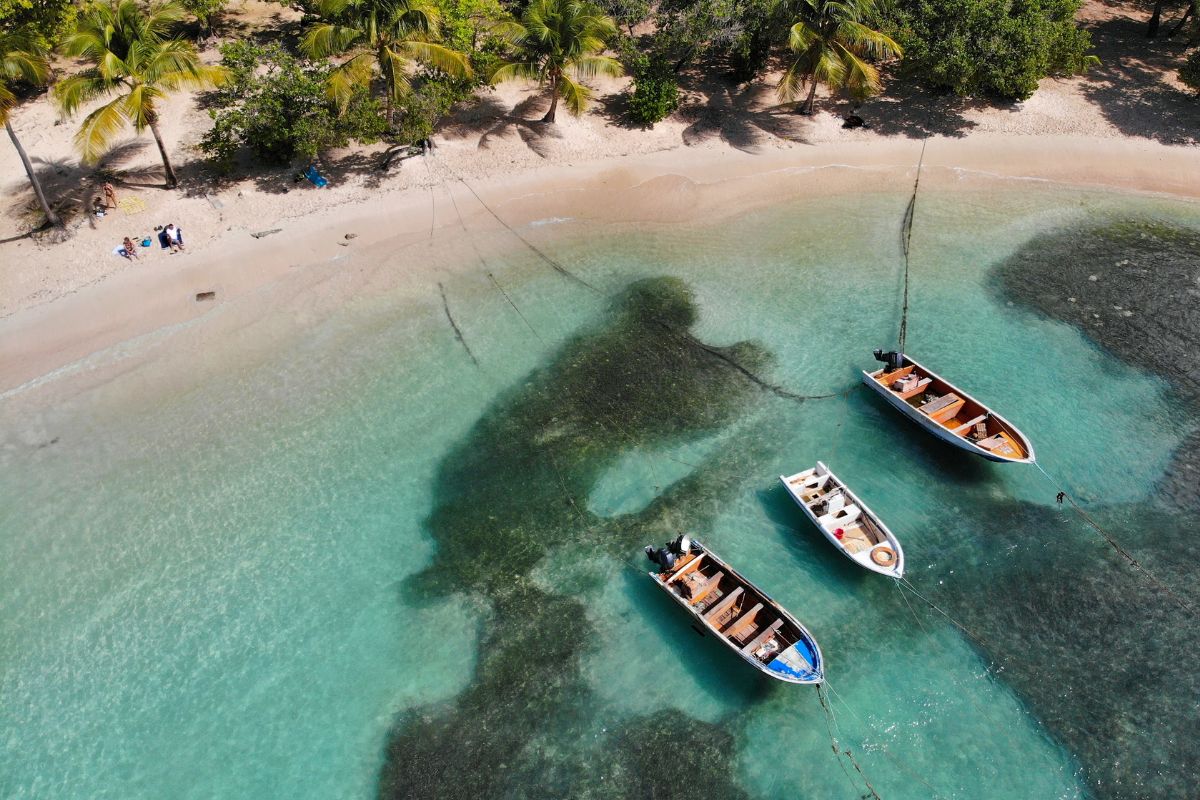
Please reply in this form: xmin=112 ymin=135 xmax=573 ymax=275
xmin=862 ymin=350 xmax=1035 ymax=464
xmin=780 ymin=463 xmax=904 ymax=578
xmin=645 ymin=535 xmax=824 ymax=685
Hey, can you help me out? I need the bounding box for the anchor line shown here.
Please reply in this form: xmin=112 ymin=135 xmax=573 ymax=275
xmin=1033 ymin=462 xmax=1194 ymax=613
xmin=822 ymin=681 xmax=951 ymax=800
xmin=816 ymin=685 xmax=877 ymax=799
xmin=430 ymin=153 xmax=853 ymax=407
xmin=897 ymin=137 xmax=927 ymax=354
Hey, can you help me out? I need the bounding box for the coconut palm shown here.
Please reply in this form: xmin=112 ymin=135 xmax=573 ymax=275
xmin=55 ymin=0 xmax=225 ymax=188
xmin=2 ymin=28 xmax=62 ymax=229
xmin=301 ymin=0 xmax=471 ymax=124
xmin=777 ymin=0 xmax=901 ymax=115
xmin=489 ymin=0 xmax=622 ymax=123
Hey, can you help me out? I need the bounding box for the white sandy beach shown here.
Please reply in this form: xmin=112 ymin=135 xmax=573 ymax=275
xmin=2 ymin=0 xmax=1199 ymax=396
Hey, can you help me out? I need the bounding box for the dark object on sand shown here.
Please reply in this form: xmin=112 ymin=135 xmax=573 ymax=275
xmin=251 ymin=228 xmax=282 ymax=239
xmin=196 ymin=291 xmax=216 ymax=301
xmin=843 ymin=115 xmax=868 ymax=129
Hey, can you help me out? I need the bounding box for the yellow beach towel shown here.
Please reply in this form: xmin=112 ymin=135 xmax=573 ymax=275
xmin=118 ymin=197 xmax=146 ymax=216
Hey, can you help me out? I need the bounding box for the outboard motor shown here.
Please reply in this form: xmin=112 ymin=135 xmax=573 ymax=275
xmin=873 ymin=349 xmax=904 ymax=371
xmin=671 ymin=534 xmax=692 ymax=555
xmin=644 ymin=545 xmax=677 ymax=571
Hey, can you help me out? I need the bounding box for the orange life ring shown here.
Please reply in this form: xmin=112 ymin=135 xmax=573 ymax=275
xmin=871 ymin=546 xmax=897 ymax=567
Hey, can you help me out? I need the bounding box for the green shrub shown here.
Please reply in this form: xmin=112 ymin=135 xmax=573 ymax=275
xmin=1181 ymin=50 xmax=1200 ymax=93
xmin=625 ymin=53 xmax=679 ymax=126
xmin=201 ymin=42 xmax=385 ymax=171
xmin=891 ymin=0 xmax=1098 ymax=100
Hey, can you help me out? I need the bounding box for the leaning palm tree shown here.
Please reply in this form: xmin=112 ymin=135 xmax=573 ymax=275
xmin=55 ymin=0 xmax=225 ymax=188
xmin=301 ymin=0 xmax=471 ymax=124
xmin=777 ymin=0 xmax=901 ymax=115
xmin=489 ymin=0 xmax=622 ymax=123
xmin=2 ymin=28 xmax=62 ymax=229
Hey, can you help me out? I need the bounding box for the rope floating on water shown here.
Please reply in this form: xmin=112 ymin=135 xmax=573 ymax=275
xmin=897 ymin=138 xmax=927 ymax=354
xmin=1033 ymin=462 xmax=1194 ymax=613
xmin=437 ymin=282 xmax=479 ymax=366
xmin=817 ymin=685 xmax=882 ymax=800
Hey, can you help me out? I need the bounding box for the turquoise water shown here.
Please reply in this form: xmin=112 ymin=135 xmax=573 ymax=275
xmin=2 ymin=178 xmax=1197 ymax=799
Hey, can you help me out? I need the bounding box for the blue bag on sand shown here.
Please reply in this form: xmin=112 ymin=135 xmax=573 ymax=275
xmin=304 ymin=165 xmax=329 ymax=188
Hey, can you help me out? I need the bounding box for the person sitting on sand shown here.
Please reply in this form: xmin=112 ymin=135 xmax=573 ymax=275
xmin=122 ymin=237 xmax=139 ymax=261
xmin=165 ymin=223 xmax=184 ymax=252
xmin=159 ymin=223 xmax=184 ymax=253
xmin=92 ymin=196 xmax=106 ymax=218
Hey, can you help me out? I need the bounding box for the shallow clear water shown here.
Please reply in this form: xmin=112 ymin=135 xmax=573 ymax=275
xmin=2 ymin=177 xmax=1198 ymax=799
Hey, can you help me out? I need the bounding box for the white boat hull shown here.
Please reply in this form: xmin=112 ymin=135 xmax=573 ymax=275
xmin=780 ymin=463 xmax=904 ymax=578
xmin=861 ymin=355 xmax=1035 ymax=464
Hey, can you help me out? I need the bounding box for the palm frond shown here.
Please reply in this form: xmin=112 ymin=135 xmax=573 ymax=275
xmin=833 ymin=44 xmax=882 ymax=97
xmin=401 ymin=41 xmax=472 ymax=77
xmin=74 ymin=95 xmax=131 ymax=163
xmin=489 ymin=60 xmax=543 ymax=84
xmin=568 ymin=55 xmax=622 ymax=80
xmin=326 ymin=52 xmax=376 ymax=110
xmin=557 ymin=72 xmax=591 ymax=116
xmin=302 ymin=23 xmax=364 ymax=58
xmin=837 ymin=20 xmax=901 ymax=59
xmin=54 ymin=72 xmax=115 ymax=116
xmin=490 ymin=19 xmax=528 ymax=45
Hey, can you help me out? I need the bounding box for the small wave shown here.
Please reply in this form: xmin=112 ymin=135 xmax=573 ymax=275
xmin=527 ymin=216 xmax=574 ymax=227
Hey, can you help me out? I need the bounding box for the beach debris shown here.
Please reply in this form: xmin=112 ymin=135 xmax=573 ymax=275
xmin=206 ymin=193 xmax=224 ymax=210
xmin=1088 ymin=274 xmax=1099 ymax=281
xmin=196 ymin=291 xmax=216 ymax=301
xmin=345 ymin=233 xmax=357 ymax=240
xmin=1068 ymin=297 xmax=1077 ymax=302
xmin=250 ymin=228 xmax=282 ymax=239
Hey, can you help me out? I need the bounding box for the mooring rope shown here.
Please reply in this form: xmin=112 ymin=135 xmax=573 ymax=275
xmin=1032 ymin=461 xmax=1194 ymax=613
xmin=429 ymin=153 xmax=854 ymax=406
xmin=817 ymin=684 xmax=880 ymax=799
xmin=897 ymin=138 xmax=927 ymax=354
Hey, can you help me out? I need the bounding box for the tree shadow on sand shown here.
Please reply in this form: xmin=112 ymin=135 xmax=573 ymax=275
xmin=440 ymin=93 xmax=565 ymax=159
xmin=676 ymin=76 xmax=812 ymax=151
xmin=1078 ymin=11 xmax=1200 ymax=144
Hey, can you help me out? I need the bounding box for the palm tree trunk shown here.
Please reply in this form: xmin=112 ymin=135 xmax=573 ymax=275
xmin=543 ymin=73 xmax=560 ymax=123
xmin=801 ymin=81 xmax=818 ymax=114
xmin=1147 ymin=0 xmax=1166 ymax=36
xmin=6 ymin=120 xmax=62 ymax=229
xmin=147 ymin=112 xmax=178 ymax=189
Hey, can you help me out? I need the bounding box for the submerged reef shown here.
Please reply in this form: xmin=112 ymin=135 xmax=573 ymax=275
xmin=986 ymin=218 xmax=1200 ymax=797
xmin=379 ymin=278 xmax=771 ymax=799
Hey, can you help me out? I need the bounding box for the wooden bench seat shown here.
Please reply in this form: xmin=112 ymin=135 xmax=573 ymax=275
xmin=724 ymin=603 xmax=764 ymax=642
xmin=702 ymin=586 xmax=744 ymax=624
xmin=689 ymin=571 xmax=724 ymax=605
xmin=741 ymin=619 xmax=785 ymax=657
xmin=949 ymin=414 xmax=987 ymax=436
xmin=919 ymin=393 xmax=960 ymax=416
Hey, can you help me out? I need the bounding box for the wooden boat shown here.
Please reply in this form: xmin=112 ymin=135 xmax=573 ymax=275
xmin=645 ymin=535 xmax=824 ymax=685
xmin=862 ymin=351 xmax=1035 ymax=464
xmin=780 ymin=462 xmax=904 ymax=578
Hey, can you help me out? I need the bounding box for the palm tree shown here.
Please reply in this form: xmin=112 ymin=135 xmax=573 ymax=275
xmin=777 ymin=0 xmax=901 ymax=115
xmin=2 ymin=28 xmax=62 ymax=229
xmin=55 ymin=0 xmax=225 ymax=188
xmin=489 ymin=0 xmax=623 ymax=123
xmin=301 ymin=0 xmax=471 ymax=125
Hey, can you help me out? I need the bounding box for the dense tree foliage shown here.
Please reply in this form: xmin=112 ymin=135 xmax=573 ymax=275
xmin=490 ymin=0 xmax=623 ymax=122
xmin=1180 ymin=49 xmax=1200 ymax=92
xmin=889 ymin=0 xmax=1096 ymax=100
xmin=201 ymin=41 xmax=385 ymax=169
xmin=301 ymin=0 xmax=471 ymax=123
xmin=55 ymin=0 xmax=226 ymax=187
xmin=624 ymin=49 xmax=679 ymax=124
xmin=0 ymin=0 xmax=77 ymax=49
xmin=778 ymin=0 xmax=900 ymax=112
xmin=1 ymin=24 xmax=61 ymax=227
